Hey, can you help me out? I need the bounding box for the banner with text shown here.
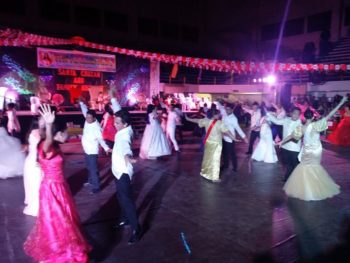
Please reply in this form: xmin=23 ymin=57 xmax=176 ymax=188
xmin=37 ymin=47 xmax=116 ymax=72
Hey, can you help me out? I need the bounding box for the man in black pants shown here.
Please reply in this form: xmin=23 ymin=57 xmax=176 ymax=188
xmin=112 ymin=106 xmax=141 ymax=245
xmin=218 ymin=101 xmax=248 ymax=172
xmin=267 ymin=107 xmax=302 ymax=181
xmin=242 ymin=102 xmax=261 ymax=155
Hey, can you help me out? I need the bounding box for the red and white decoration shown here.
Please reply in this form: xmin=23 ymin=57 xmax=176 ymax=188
xmin=1 ymin=28 xmax=350 ymax=73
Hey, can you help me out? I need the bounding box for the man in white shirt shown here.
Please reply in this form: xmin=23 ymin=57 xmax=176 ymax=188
xmin=79 ymin=100 xmax=111 ymax=194
xmin=112 ymin=108 xmax=141 ymax=245
xmin=166 ymin=105 xmax=180 ymax=152
xmin=267 ymin=107 xmax=302 ymax=181
xmin=242 ymin=102 xmax=261 ymax=155
xmin=271 ymin=103 xmax=286 ymax=141
xmin=218 ymin=101 xmax=248 ymax=172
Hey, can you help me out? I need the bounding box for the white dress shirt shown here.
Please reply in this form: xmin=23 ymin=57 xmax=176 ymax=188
xmin=217 ymin=102 xmax=246 ymax=143
xmin=167 ymin=111 xmax=179 ymax=131
xmin=112 ymin=125 xmax=134 ymax=179
xmin=267 ymin=113 xmax=302 ymax=152
xmin=79 ymin=102 xmax=109 ymax=154
xmin=243 ymin=107 xmax=261 ymax=131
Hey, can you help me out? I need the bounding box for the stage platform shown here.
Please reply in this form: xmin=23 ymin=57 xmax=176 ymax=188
xmin=1 ymin=133 xmax=350 ymax=262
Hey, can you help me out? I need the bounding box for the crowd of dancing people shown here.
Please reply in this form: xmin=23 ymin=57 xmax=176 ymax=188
xmin=0 ymin=89 xmax=349 ymax=262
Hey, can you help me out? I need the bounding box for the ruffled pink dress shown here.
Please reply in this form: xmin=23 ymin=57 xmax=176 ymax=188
xmin=24 ymin=142 xmax=91 ymax=262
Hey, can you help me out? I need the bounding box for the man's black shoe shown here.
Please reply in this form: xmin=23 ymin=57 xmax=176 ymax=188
xmin=114 ymin=220 xmax=130 ymax=229
xmin=128 ymin=228 xmax=142 ymax=245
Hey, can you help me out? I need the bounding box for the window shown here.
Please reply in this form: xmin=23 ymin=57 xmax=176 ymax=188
xmin=40 ymin=0 xmax=70 ymax=23
xmin=261 ymin=23 xmax=280 ymax=41
xmin=104 ymin=11 xmax=128 ymax=32
xmin=181 ymin=25 xmax=199 ymax=43
xmin=307 ymin=11 xmax=331 ymax=33
xmin=138 ymin=17 xmax=158 ymax=37
xmin=74 ymin=5 xmax=101 ymax=27
xmin=284 ymin=18 xmax=304 ymax=37
xmin=345 ymin=7 xmax=350 ymax=26
xmin=1 ymin=0 xmax=26 ymax=15
xmin=160 ymin=21 xmax=179 ymax=40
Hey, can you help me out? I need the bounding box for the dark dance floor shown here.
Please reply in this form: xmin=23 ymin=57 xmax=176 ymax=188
xmin=1 ymin=133 xmax=350 ymax=263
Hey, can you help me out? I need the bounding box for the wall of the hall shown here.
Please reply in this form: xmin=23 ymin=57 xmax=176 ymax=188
xmin=307 ymin=80 xmax=350 ymax=97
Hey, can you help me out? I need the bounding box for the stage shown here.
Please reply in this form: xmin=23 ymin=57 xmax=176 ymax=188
xmin=1 ymin=133 xmax=350 ymax=263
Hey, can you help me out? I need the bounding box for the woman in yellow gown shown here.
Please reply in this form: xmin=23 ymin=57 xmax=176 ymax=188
xmin=186 ymin=109 xmax=237 ymax=182
xmin=279 ymin=96 xmax=347 ymax=201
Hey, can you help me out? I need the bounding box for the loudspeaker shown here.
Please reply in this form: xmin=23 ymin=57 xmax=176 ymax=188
xmin=280 ymin=83 xmax=292 ymax=111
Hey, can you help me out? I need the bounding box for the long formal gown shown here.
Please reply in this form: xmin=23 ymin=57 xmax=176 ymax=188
xmin=0 ymin=127 xmax=25 ymax=179
xmin=251 ymin=117 xmax=278 ymax=163
xmin=198 ymin=118 xmax=228 ymax=181
xmin=23 ymin=129 xmax=42 ymax=216
xmin=24 ymin=143 xmax=91 ymax=262
xmin=283 ymin=119 xmax=340 ymax=201
xmin=139 ymin=112 xmax=171 ymax=159
xmin=327 ymin=115 xmax=350 ymax=146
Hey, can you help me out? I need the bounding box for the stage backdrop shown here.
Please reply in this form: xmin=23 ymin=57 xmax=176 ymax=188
xmin=1 ymin=47 xmax=150 ymax=108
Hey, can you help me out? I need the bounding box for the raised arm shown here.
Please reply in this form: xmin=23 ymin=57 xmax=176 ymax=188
xmin=111 ymin=98 xmax=121 ymax=113
xmin=266 ymin=112 xmax=285 ymax=125
xmin=324 ymin=96 xmax=348 ymax=121
xmin=185 ymin=114 xmax=201 ymax=124
xmin=39 ymin=104 xmax=55 ymax=153
xmin=109 ymin=88 xmax=121 ymax=113
xmin=79 ymin=100 xmax=88 ymax=118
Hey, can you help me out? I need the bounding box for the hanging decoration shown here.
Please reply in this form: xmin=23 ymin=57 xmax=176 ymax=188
xmin=1 ymin=28 xmax=350 ymax=73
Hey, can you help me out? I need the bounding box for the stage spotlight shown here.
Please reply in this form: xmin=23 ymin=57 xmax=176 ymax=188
xmin=266 ymin=75 xmax=276 ymax=85
xmin=258 ymin=78 xmax=262 ymax=82
xmin=262 ymin=77 xmax=267 ymax=83
xmin=253 ymin=78 xmax=257 ymax=83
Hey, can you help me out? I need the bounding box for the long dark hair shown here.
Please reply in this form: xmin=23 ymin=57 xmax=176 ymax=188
xmin=304 ymin=108 xmax=314 ymax=120
xmin=146 ymin=104 xmax=155 ymax=124
xmin=38 ymin=119 xmax=67 ymax=153
xmin=104 ymin=103 xmax=114 ymax=115
xmin=26 ymin=116 xmax=40 ymax=144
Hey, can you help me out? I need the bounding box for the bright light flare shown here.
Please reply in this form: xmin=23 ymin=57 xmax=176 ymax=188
xmin=266 ymin=75 xmax=277 ymax=85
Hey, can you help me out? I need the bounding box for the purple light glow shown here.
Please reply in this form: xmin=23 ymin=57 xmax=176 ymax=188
xmin=266 ymin=75 xmax=277 ymax=85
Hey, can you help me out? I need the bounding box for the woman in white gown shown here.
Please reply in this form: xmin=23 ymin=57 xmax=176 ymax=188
xmin=23 ymin=119 xmax=43 ymax=216
xmin=0 ymin=115 xmax=25 ymax=179
xmin=139 ymin=104 xmax=171 ymax=159
xmin=281 ymin=96 xmax=347 ymax=201
xmin=251 ymin=108 xmax=278 ymax=163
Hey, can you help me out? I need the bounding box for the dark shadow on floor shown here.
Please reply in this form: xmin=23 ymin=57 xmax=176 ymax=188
xmin=83 ymin=194 xmax=123 ymax=262
xmin=136 ymin=159 xmax=182 ymax=235
xmin=66 ymin=169 xmax=87 ymax=196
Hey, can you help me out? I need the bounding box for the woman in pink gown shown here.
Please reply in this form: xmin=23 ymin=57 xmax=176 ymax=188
xmin=24 ymin=105 xmax=91 ymax=263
